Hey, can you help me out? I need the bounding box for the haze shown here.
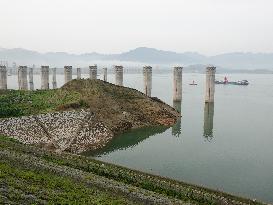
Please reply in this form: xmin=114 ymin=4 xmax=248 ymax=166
xmin=1 ymin=0 xmax=273 ymax=55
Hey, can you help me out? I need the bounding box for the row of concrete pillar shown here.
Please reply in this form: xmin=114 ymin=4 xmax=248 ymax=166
xmin=0 ymin=65 xmax=216 ymax=102
xmin=0 ymin=65 xmax=124 ymax=90
xmin=63 ymin=65 xmax=120 ymax=85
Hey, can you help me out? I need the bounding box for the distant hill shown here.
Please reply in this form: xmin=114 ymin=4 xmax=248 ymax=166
xmin=113 ymin=47 xmax=207 ymax=64
xmin=1 ymin=47 xmax=273 ymax=71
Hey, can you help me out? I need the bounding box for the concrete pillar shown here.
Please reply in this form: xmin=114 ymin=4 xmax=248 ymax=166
xmin=29 ymin=66 xmax=34 ymax=90
xmin=143 ymin=66 xmax=152 ymax=96
xmin=114 ymin=65 xmax=123 ymax=86
xmin=52 ymin=67 xmax=57 ymax=89
xmin=0 ymin=65 xmax=7 ymax=90
xmin=172 ymin=100 xmax=182 ymax=137
xmin=41 ymin=66 xmax=49 ymax=90
xmin=12 ymin=62 xmax=16 ymax=75
xmin=77 ymin=67 xmax=81 ymax=79
xmin=205 ymin=66 xmax=216 ymax=103
xmin=18 ymin=66 xmax=28 ymax=90
xmin=173 ymin=66 xmax=183 ymax=101
xmin=203 ymin=102 xmax=214 ymax=140
xmin=103 ymin=67 xmax=107 ymax=81
xmin=89 ymin=65 xmax=97 ymax=80
xmin=64 ymin=66 xmax=72 ymax=84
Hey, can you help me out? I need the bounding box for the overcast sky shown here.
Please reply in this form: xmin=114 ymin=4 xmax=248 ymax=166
xmin=0 ymin=0 xmax=273 ymax=55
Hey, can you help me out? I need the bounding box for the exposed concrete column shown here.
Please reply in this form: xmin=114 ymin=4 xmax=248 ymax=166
xmin=0 ymin=65 xmax=7 ymax=90
xmin=89 ymin=65 xmax=97 ymax=80
xmin=29 ymin=66 xmax=34 ymax=90
xmin=173 ymin=66 xmax=183 ymax=101
xmin=103 ymin=67 xmax=107 ymax=81
xmin=114 ymin=65 xmax=123 ymax=86
xmin=18 ymin=66 xmax=28 ymax=90
xmin=52 ymin=67 xmax=57 ymax=89
xmin=77 ymin=67 xmax=81 ymax=79
xmin=205 ymin=66 xmax=216 ymax=103
xmin=12 ymin=62 xmax=16 ymax=75
xmin=64 ymin=66 xmax=72 ymax=84
xmin=143 ymin=66 xmax=152 ymax=96
xmin=203 ymin=102 xmax=214 ymax=140
xmin=41 ymin=66 xmax=49 ymax=90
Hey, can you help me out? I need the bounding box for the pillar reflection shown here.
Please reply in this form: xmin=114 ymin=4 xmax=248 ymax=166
xmin=203 ymin=102 xmax=214 ymax=141
xmin=172 ymin=100 xmax=182 ymax=137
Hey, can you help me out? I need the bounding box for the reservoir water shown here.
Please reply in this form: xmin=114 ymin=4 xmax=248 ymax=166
xmin=6 ymin=72 xmax=273 ymax=203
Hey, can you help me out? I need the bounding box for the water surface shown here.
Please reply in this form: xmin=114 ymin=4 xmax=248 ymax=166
xmin=94 ymin=73 xmax=273 ymax=203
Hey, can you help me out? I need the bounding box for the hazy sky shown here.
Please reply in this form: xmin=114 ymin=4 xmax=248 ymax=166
xmin=1 ymin=0 xmax=273 ymax=55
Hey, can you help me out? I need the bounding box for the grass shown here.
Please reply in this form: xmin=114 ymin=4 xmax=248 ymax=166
xmin=0 ymin=135 xmax=266 ymax=205
xmin=0 ymin=79 xmax=145 ymax=118
xmin=0 ymin=163 xmax=134 ymax=205
xmin=0 ymin=89 xmax=83 ymax=118
xmin=0 ymin=135 xmax=21 ymax=143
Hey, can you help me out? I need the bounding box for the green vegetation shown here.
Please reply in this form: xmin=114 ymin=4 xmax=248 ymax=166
xmin=0 ymin=89 xmax=83 ymax=118
xmin=0 ymin=79 xmax=146 ymax=119
xmin=0 ymin=135 xmax=21 ymax=143
xmin=0 ymin=135 xmax=138 ymax=205
xmin=0 ymin=135 xmax=266 ymax=205
xmin=0 ymin=163 xmax=133 ymax=205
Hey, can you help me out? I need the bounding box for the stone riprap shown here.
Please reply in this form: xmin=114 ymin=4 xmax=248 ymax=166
xmin=0 ymin=116 xmax=50 ymax=145
xmin=68 ymin=119 xmax=113 ymax=153
xmin=0 ymin=109 xmax=112 ymax=153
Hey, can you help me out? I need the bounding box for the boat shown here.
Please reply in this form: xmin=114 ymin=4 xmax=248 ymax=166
xmin=215 ymin=77 xmax=249 ymax=85
xmin=215 ymin=76 xmax=228 ymax=84
xmin=189 ymin=80 xmax=197 ymax=85
xmin=229 ymin=80 xmax=249 ymax=85
xmin=215 ymin=80 xmax=249 ymax=85
xmin=215 ymin=80 xmax=226 ymax=84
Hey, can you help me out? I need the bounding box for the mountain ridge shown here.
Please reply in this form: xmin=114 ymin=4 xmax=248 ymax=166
xmin=1 ymin=47 xmax=273 ymax=70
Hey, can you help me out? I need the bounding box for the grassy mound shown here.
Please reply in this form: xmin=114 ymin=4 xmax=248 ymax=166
xmin=0 ymin=79 xmax=179 ymax=133
xmin=0 ymin=89 xmax=83 ymax=118
xmin=0 ymin=79 xmax=149 ymax=118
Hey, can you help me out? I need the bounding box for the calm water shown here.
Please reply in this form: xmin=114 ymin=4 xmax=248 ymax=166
xmin=6 ymin=72 xmax=273 ymax=203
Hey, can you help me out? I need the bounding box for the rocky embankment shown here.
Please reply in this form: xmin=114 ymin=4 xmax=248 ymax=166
xmin=0 ymin=110 xmax=112 ymax=153
xmin=0 ymin=79 xmax=179 ymax=153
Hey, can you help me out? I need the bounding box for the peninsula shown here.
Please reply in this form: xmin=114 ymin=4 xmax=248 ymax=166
xmin=0 ymin=79 xmax=179 ymax=153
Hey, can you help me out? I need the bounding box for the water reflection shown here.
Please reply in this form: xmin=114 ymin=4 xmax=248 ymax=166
xmin=84 ymin=126 xmax=168 ymax=156
xmin=172 ymin=100 xmax=182 ymax=137
xmin=203 ymin=102 xmax=214 ymax=141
